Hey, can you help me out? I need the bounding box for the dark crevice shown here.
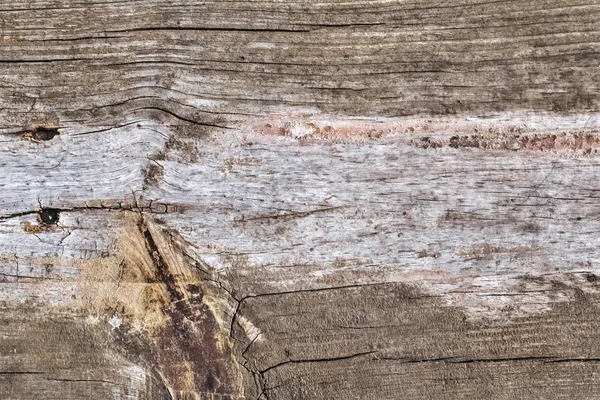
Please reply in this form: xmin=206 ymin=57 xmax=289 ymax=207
xmin=300 ymin=22 xmax=387 ymax=28
xmin=241 ymin=334 xmax=261 ymax=367
xmin=0 ymin=210 xmax=38 ymax=221
xmin=237 ymin=206 xmax=343 ymax=223
xmin=237 ymin=333 xmax=267 ymax=400
xmin=71 ymin=121 xmax=143 ymax=136
xmin=239 ymin=282 xmax=409 ymax=301
xmin=256 ymin=372 xmax=270 ymax=400
xmin=107 ymin=23 xmax=387 ymax=34
xmin=260 ymin=351 xmax=377 ymax=374
xmin=108 ymin=26 xmax=311 ymax=34
xmin=258 ymin=353 xmax=600 ymax=378
xmin=44 ymin=377 xmax=118 ymax=385
xmin=229 ymin=298 xmax=243 ymax=340
xmin=74 ymin=95 xmax=163 ymax=114
xmin=33 ymin=36 xmax=123 ymax=42
xmin=378 ymin=355 xmax=600 ymax=364
xmin=65 ymin=83 xmax=261 ymax=117
xmin=0 ymin=371 xmax=45 ymax=375
xmin=0 ymin=272 xmax=47 ymax=280
xmin=130 ymin=106 xmax=233 ymax=130
xmin=0 ymin=58 xmax=94 ymax=63
xmin=332 ymin=324 xmax=400 ymax=330
xmin=0 ymin=203 xmax=175 ymax=222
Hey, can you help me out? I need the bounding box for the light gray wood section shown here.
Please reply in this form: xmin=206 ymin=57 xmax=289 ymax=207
xmin=151 ymin=120 xmax=600 ymax=319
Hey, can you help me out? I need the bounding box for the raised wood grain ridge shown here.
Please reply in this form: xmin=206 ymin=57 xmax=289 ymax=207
xmin=1 ymin=0 xmax=600 ymax=399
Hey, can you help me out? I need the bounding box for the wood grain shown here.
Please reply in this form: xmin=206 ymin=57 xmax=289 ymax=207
xmin=0 ymin=0 xmax=599 ymax=398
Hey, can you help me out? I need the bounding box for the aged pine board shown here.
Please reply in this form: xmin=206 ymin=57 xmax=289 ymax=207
xmin=1 ymin=0 xmax=600 ymax=399
xmin=0 ymin=0 xmax=598 ymax=132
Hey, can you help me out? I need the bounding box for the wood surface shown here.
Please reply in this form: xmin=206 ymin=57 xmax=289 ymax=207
xmin=0 ymin=0 xmax=599 ymax=399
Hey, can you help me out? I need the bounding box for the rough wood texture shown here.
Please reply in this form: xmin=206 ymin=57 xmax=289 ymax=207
xmin=1 ymin=0 xmax=599 ymax=399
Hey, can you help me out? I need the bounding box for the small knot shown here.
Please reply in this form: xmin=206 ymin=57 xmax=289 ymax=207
xmin=31 ymin=127 xmax=59 ymax=141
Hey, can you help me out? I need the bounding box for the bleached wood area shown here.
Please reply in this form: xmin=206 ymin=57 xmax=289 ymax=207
xmin=1 ymin=0 xmax=599 ymax=399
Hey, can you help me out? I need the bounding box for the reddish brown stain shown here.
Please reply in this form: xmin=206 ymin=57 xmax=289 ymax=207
xmin=414 ymin=131 xmax=600 ymax=154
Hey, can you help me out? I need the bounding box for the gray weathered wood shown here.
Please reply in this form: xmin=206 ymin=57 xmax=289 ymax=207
xmin=1 ymin=0 xmax=599 ymax=399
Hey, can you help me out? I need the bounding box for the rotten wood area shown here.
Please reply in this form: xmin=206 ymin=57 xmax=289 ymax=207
xmin=1 ymin=0 xmax=599 ymax=399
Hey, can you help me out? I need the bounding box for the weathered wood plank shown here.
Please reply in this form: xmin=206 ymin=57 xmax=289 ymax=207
xmin=0 ymin=315 xmax=170 ymax=400
xmin=1 ymin=0 xmax=598 ymax=134
xmin=1 ymin=0 xmax=600 ymax=398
